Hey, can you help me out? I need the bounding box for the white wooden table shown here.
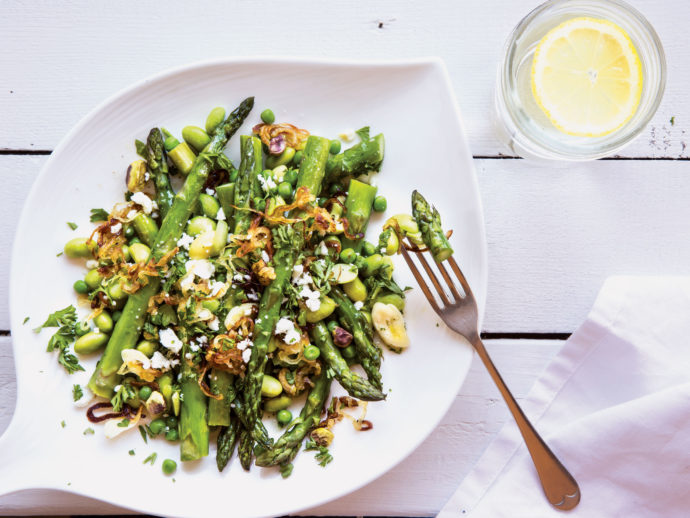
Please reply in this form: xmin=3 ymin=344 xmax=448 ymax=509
xmin=1 ymin=0 xmax=688 ymax=515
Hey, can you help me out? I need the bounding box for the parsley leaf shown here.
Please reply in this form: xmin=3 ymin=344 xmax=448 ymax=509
xmin=22 ymin=317 xmax=29 ymax=325
xmin=83 ymin=427 xmax=95 ymax=435
xmin=67 ymin=221 xmax=78 ymax=230
xmin=117 ymin=418 xmax=130 ymax=428
xmin=305 ymin=437 xmax=333 ymax=467
xmin=38 ymin=306 xmax=84 ymax=374
xmin=111 ymin=383 xmax=136 ymax=412
xmin=90 ymin=208 xmax=110 ymax=222
xmin=61 ymin=420 xmax=66 ymax=428
xmin=138 ymin=425 xmax=149 ymax=444
xmin=72 ymin=384 xmax=83 ymax=402
xmin=128 ymin=449 xmax=136 ymax=456
xmin=35 ymin=305 xmax=77 ymax=331
xmin=143 ymin=452 xmax=157 ymax=465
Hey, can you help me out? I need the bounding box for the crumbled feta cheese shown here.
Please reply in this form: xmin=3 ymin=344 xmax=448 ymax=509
xmin=185 ymin=259 xmax=215 ymax=279
xmin=233 ymin=273 xmax=244 ymax=282
xmin=159 ymin=328 xmax=183 ymax=354
xmin=85 ymin=259 xmax=99 ymax=270
xmin=197 ymin=335 xmax=208 ymax=344
xmin=275 ymin=317 xmax=301 ymax=345
xmin=185 ymin=352 xmax=193 ymax=360
xmin=126 ymin=209 xmax=138 ymax=220
xmin=177 ymin=233 xmax=194 ymax=250
xmin=208 ymin=317 xmax=220 ymax=331
xmin=209 ymin=281 xmax=225 ymax=296
xmin=261 ymin=250 xmax=270 ymax=263
xmin=293 ymin=272 xmax=313 ymax=286
xmin=110 ymin=222 xmax=122 ymax=234
xmin=258 ymin=174 xmax=277 ymax=194
xmin=189 ymin=343 xmax=200 ymax=352
xmin=131 ymin=192 xmax=154 ymax=214
xmin=237 ymin=338 xmax=252 ymax=351
xmin=242 ymin=348 xmax=252 ymax=363
xmin=216 ymin=207 xmax=226 ymax=221
xmin=179 ymin=273 xmax=194 ymax=292
xmin=292 ymin=264 xmax=304 ymax=279
xmin=317 ymin=241 xmax=328 ymax=256
xmin=246 ymin=291 xmax=259 ymax=301
xmin=354 ymin=301 xmax=364 ymax=310
xmin=144 ymin=172 xmax=150 ymax=182
xmin=205 ymin=188 xmax=215 ymax=196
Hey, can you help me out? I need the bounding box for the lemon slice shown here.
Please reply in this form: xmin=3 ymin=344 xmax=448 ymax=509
xmin=531 ymin=17 xmax=643 ymax=137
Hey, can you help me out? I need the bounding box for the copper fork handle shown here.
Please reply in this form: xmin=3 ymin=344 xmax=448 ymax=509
xmin=471 ymin=336 xmax=581 ymax=510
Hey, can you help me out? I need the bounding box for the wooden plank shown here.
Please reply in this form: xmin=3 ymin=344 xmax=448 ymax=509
xmin=2 ymin=155 xmax=690 ymax=332
xmin=0 ymin=0 xmax=686 ymax=158
xmin=0 ymin=338 xmax=563 ymax=515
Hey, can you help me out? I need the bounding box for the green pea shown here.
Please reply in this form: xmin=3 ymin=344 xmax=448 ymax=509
xmin=124 ymin=225 xmax=135 ymax=238
xmin=74 ymin=320 xmax=91 ymax=336
xmin=162 ymin=459 xmax=177 ymax=475
xmin=122 ymin=244 xmax=131 ymax=262
xmin=303 ymin=345 xmax=320 ymax=361
xmin=106 ymin=280 xmax=126 ymax=301
xmin=305 ymin=296 xmax=337 ymax=323
xmin=166 ymin=415 xmax=179 ymax=429
xmin=361 ymin=254 xmax=384 ymax=277
xmin=202 ymin=299 xmax=220 ymax=313
xmin=326 ymin=320 xmax=338 ymax=333
xmin=317 ymin=197 xmax=327 ymax=207
xmin=165 ymin=428 xmax=179 ymax=442
xmin=254 ymin=197 xmax=266 ymax=211
xmin=264 ymin=395 xmax=292 ymax=413
xmin=340 ymin=248 xmax=356 ymax=264
xmin=129 ymin=243 xmax=151 ymax=264
xmin=84 ymin=269 xmax=103 ymax=290
xmin=329 ymin=182 xmax=344 ymax=196
xmin=136 ymin=339 xmax=157 ymax=358
xmin=361 ymin=241 xmax=377 ymax=257
xmin=187 ymin=215 xmax=216 ymax=237
xmin=342 ymin=345 xmax=356 ymax=359
xmin=128 ymin=236 xmax=142 ymax=245
xmin=344 ymin=277 xmax=367 ymax=302
xmin=277 ymin=181 xmax=293 ymax=199
xmin=260 ymin=108 xmax=275 ymax=124
xmin=375 ymin=293 xmax=405 ymax=312
xmin=149 ymin=418 xmax=166 ymax=435
xmin=205 ymin=106 xmax=226 ymax=134
xmin=182 ymin=125 xmax=211 ymax=152
xmin=329 ymin=139 xmax=342 ymax=155
xmin=73 ymin=279 xmax=88 ymax=294
xmin=138 ymin=385 xmax=153 ymax=401
xmin=74 ymin=331 xmax=109 ymax=355
xmin=199 ymin=193 xmax=220 ymax=219
xmin=112 ymin=310 xmax=122 ymax=322
xmin=94 ymin=311 xmax=113 ymax=333
xmin=293 ymin=150 xmax=304 ymax=166
xmin=276 ymin=409 xmax=292 ymax=426
xmin=261 ymin=375 xmax=283 ymax=398
xmin=373 ymin=195 xmax=387 ymax=212
xmin=284 ymin=168 xmax=298 ymax=186
xmin=266 ymin=147 xmax=296 ymax=169
xmin=64 ymin=237 xmax=95 ymax=259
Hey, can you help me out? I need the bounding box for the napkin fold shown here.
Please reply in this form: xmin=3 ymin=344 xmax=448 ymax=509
xmin=438 ymin=276 xmax=690 ymax=518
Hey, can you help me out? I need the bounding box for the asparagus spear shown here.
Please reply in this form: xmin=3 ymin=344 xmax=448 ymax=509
xmin=216 ymin=182 xmax=235 ymax=222
xmin=341 ymin=179 xmax=377 ymax=252
xmin=207 ymin=372 xmax=236 ymax=427
xmin=88 ymin=97 xmax=254 ymax=398
xmin=411 ymin=190 xmax=454 ymax=262
xmin=180 ymin=348 xmax=209 ymax=461
xmin=232 ymin=395 xmax=273 ymax=448
xmin=216 ymin=414 xmax=241 ymax=472
xmin=330 ymin=288 xmax=383 ymax=389
xmin=326 ymin=128 xmax=385 ymax=185
xmin=145 ymin=128 xmax=174 ymax=219
xmin=254 ymin=371 xmax=332 ymax=467
xmin=242 ymin=135 xmax=331 ymax=440
xmin=233 ymin=135 xmax=263 ymax=235
xmin=311 ymin=322 xmax=385 ymax=401
xmin=238 ymin=428 xmax=254 ymax=471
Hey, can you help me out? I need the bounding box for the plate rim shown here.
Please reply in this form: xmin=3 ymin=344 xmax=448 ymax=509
xmin=6 ymin=55 xmax=488 ymax=516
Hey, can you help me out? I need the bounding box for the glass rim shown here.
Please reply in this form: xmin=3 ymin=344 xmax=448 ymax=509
xmin=497 ymin=0 xmax=667 ymax=160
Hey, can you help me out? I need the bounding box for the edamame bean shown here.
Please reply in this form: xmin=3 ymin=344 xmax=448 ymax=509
xmin=165 ymin=428 xmax=179 ymax=441
xmin=187 ymin=215 xmax=216 ymax=237
xmin=64 ymin=237 xmax=95 ymax=258
xmin=124 ymin=225 xmax=135 ymax=238
xmin=260 ymin=108 xmax=275 ymax=124
xmin=205 ymin=106 xmax=226 ymax=134
xmin=383 ymin=231 xmax=399 ymax=255
xmin=148 ymin=418 xmax=166 ymax=435
xmin=199 ymin=193 xmax=220 ymax=219
xmin=361 ymin=241 xmax=377 ymax=257
xmin=133 ymin=214 xmax=158 ymax=246
xmin=74 ymin=331 xmax=109 ymax=355
xmin=106 ymin=280 xmax=127 ymax=301
xmin=75 ymin=321 xmax=91 ymax=336
xmin=136 ymin=339 xmax=157 ymax=358
xmin=138 ymin=385 xmax=153 ymax=400
xmin=94 ymin=311 xmax=113 ymax=333
xmin=73 ymin=280 xmax=88 ymax=294
xmin=162 ymin=459 xmax=177 ymax=475
xmin=375 ymin=293 xmax=405 ymax=312
xmin=342 ymin=345 xmax=356 ymax=359
xmin=343 ymin=277 xmax=367 ymax=302
xmin=329 ymin=139 xmax=341 ymax=154
xmin=202 ymin=299 xmax=220 ymax=313
xmin=361 ymin=254 xmax=384 ymax=277
xmin=261 ymin=375 xmax=283 ymax=398
xmin=373 ymin=195 xmax=387 ymax=212
xmin=266 ymin=147 xmax=295 ymax=169
xmin=284 ymin=168 xmax=298 ymax=186
xmin=84 ymin=269 xmax=103 ymax=290
xmin=158 ymin=374 xmax=173 ymax=405
xmin=182 ymin=125 xmax=211 ymax=152
xmin=276 ymin=409 xmax=292 ymax=426
xmin=122 ymin=244 xmax=131 ymax=262
xmin=263 ymin=395 xmax=292 ymax=413
xmin=380 ymin=256 xmax=394 ymax=280
xmin=277 ymin=181 xmax=293 ymax=199
xmin=211 ymin=220 xmax=229 ymax=256
xmin=305 ymin=296 xmax=336 ymax=323
xmin=128 ymin=237 xmax=142 ymax=245
xmin=340 ymin=248 xmax=356 ymax=264
xmin=129 ymin=243 xmax=151 ymax=264
xmin=303 ymin=345 xmax=320 ymax=361
xmin=112 ymin=310 xmax=122 ymax=322
xmin=188 ymin=231 xmax=214 ymax=260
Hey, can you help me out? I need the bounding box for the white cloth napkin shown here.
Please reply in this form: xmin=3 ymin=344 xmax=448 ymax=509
xmin=438 ymin=276 xmax=690 ymax=518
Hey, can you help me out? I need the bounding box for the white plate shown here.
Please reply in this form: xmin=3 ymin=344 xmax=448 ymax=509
xmin=2 ymin=57 xmax=487 ymax=517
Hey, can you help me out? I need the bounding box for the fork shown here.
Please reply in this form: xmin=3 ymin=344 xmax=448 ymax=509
xmin=400 ymin=243 xmax=581 ymax=511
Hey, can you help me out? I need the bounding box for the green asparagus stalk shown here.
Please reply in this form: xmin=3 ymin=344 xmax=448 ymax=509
xmin=330 ymin=288 xmax=382 ymax=389
xmin=341 ymin=179 xmax=377 ymax=252
xmin=132 ymin=213 xmax=159 ymax=246
xmin=242 ymin=136 xmax=331 ymax=439
xmin=216 ymin=414 xmax=241 ymax=472
xmin=232 ymin=395 xmax=273 ymax=448
xmin=311 ymin=322 xmax=385 ymax=401
xmin=88 ymin=97 xmax=254 ymax=398
xmin=207 ymin=372 xmax=236 ymax=427
xmin=233 ymin=135 xmax=263 ymax=235
xmin=254 ymin=371 xmax=332 ymax=467
xmin=179 ymin=348 xmax=209 ymax=461
xmin=216 ymin=182 xmax=235 ymax=223
xmin=238 ymin=428 xmax=254 ymax=471
xmin=145 ymin=128 xmax=174 ymax=219
xmin=326 ymin=128 xmax=385 ymax=185
xmin=411 ymin=190 xmax=453 ymax=262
